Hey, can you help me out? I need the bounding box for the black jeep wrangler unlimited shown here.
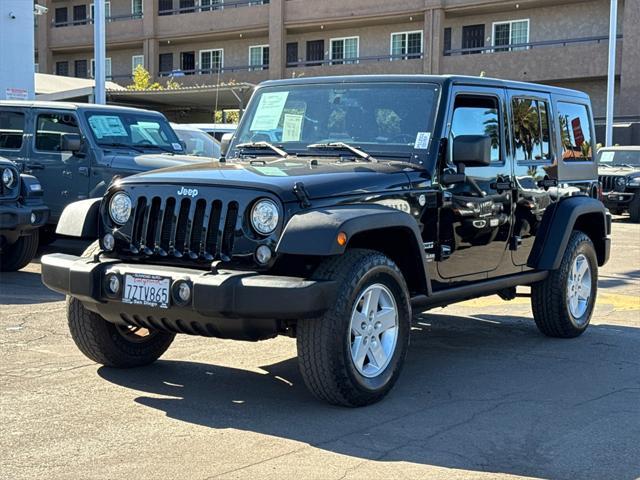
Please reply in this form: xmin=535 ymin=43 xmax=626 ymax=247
xmin=41 ymin=76 xmax=610 ymax=406
xmin=597 ymin=146 xmax=640 ymax=221
xmin=0 ymin=156 xmax=48 ymax=271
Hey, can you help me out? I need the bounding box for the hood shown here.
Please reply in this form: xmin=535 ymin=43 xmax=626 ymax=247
xmin=116 ymin=157 xmax=420 ymax=202
xmin=598 ymin=166 xmax=640 ymax=176
xmin=110 ymin=153 xmax=212 ymax=171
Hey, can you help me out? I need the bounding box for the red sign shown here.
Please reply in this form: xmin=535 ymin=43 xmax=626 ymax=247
xmin=571 ymin=117 xmax=584 ymax=147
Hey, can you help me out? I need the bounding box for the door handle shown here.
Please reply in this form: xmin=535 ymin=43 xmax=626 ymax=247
xmin=25 ymin=162 xmax=45 ymax=171
xmin=78 ymin=166 xmax=89 ymax=176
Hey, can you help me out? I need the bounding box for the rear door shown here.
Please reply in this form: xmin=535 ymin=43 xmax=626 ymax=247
xmin=31 ymin=109 xmax=90 ymax=222
xmin=507 ymin=90 xmax=557 ymax=266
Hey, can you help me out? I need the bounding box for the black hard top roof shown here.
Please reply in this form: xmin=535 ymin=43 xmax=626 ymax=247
xmin=259 ymin=74 xmax=589 ymax=99
xmin=0 ymin=100 xmax=165 ymax=115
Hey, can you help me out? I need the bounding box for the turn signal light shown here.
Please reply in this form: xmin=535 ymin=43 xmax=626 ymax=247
xmin=337 ymin=232 xmax=347 ymax=246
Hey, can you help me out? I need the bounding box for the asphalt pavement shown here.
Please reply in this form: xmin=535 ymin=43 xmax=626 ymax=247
xmin=1 ymin=217 xmax=638 ymax=480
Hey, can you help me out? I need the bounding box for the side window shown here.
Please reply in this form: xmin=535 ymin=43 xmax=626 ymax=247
xmin=511 ymin=97 xmax=552 ymax=162
xmin=557 ymin=102 xmax=593 ymax=161
xmin=450 ymin=95 xmax=501 ymax=163
xmin=35 ymin=113 xmax=80 ymax=152
xmin=0 ymin=111 xmax=25 ymax=150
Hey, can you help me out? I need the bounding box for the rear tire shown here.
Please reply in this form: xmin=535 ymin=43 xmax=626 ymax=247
xmin=629 ymin=194 xmax=640 ymax=222
xmin=531 ymin=231 xmax=597 ymax=338
xmin=297 ymin=249 xmax=411 ymax=407
xmin=0 ymin=230 xmax=39 ymax=272
xmin=66 ymin=240 xmax=175 ymax=368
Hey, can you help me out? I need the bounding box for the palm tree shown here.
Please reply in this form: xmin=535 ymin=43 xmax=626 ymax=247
xmin=512 ymin=99 xmax=540 ymax=160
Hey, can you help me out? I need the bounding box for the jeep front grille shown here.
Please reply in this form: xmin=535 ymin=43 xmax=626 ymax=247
xmin=126 ymin=195 xmax=240 ymax=261
xmin=599 ymin=175 xmax=626 ymax=192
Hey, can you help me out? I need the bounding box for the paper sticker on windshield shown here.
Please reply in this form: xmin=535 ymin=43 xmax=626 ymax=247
xmin=599 ymin=151 xmax=614 ymax=163
xmin=250 ymin=92 xmax=289 ymax=131
xmin=253 ymin=166 xmax=288 ymax=177
xmin=282 ymin=114 xmax=303 ymax=142
xmin=172 ymin=142 xmax=183 ymax=151
xmin=414 ymin=132 xmax=431 ymax=150
xmin=88 ymin=115 xmax=127 ymax=139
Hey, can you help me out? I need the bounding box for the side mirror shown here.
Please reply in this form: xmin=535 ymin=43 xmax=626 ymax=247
xmin=453 ymin=135 xmax=492 ymax=168
xmin=220 ymin=132 xmax=233 ymax=158
xmin=61 ymin=133 xmax=82 ymax=153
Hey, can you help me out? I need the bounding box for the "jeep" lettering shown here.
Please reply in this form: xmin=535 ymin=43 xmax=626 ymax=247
xmin=177 ymin=187 xmax=199 ymax=197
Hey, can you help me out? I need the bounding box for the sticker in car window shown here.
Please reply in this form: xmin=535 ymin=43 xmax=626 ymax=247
xmin=172 ymin=142 xmax=183 ymax=151
xmin=282 ymin=114 xmax=303 ymax=142
xmin=414 ymin=132 xmax=431 ymax=150
xmin=88 ymin=115 xmax=127 ymax=138
xmin=250 ymin=92 xmax=289 ymax=131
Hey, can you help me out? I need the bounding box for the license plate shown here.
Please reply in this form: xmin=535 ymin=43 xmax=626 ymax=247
xmin=123 ymin=274 xmax=170 ymax=309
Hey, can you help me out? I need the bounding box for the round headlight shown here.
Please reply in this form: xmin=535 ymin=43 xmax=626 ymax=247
xmin=250 ymin=199 xmax=279 ymax=235
xmin=109 ymin=192 xmax=132 ymax=225
xmin=2 ymin=168 xmax=16 ymax=188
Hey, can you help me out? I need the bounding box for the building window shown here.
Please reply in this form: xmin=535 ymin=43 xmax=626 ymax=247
xmin=201 ymin=0 xmax=223 ymax=11
xmin=75 ymin=60 xmax=89 ymax=78
xmin=55 ymin=61 xmax=69 ymax=76
xmin=492 ymin=19 xmax=529 ymax=52
xmin=286 ymin=42 xmax=298 ymax=66
xmin=91 ymin=58 xmax=112 ymax=80
xmin=159 ymin=53 xmax=173 ymax=75
xmin=306 ymin=40 xmax=324 ymax=66
xmin=557 ymin=102 xmax=593 ymax=162
xmin=90 ymin=2 xmax=111 ymax=21
xmin=54 ymin=7 xmax=68 ymax=27
xmin=443 ymin=27 xmax=452 ymax=56
xmin=199 ymin=49 xmax=223 ymax=74
xmin=462 ymin=24 xmax=485 ymax=54
xmin=249 ymin=45 xmax=269 ymax=71
xmin=181 ymin=51 xmax=195 ymax=74
xmin=159 ymin=0 xmax=173 ymax=15
xmin=132 ymin=0 xmax=143 ymax=17
xmin=511 ymin=97 xmax=552 ymax=162
xmin=179 ymin=0 xmax=196 ymax=13
xmin=73 ymin=5 xmax=88 ymax=25
xmin=390 ymin=31 xmax=423 ymax=60
xmin=330 ymin=37 xmax=359 ymax=65
xmin=132 ymin=55 xmax=144 ymax=74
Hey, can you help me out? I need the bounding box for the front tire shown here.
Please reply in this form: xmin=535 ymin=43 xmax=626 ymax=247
xmin=531 ymin=231 xmax=598 ymax=338
xmin=297 ymin=249 xmax=411 ymax=407
xmin=66 ymin=241 xmax=175 ymax=368
xmin=0 ymin=230 xmax=39 ymax=272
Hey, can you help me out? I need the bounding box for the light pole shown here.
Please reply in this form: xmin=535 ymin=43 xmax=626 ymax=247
xmin=93 ymin=0 xmax=106 ymax=104
xmin=605 ymin=0 xmax=618 ymax=146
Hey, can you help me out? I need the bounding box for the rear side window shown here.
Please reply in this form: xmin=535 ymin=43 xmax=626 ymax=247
xmin=511 ymin=97 xmax=552 ymax=162
xmin=0 ymin=111 xmax=25 ymax=150
xmin=35 ymin=113 xmax=80 ymax=152
xmin=557 ymin=102 xmax=593 ymax=161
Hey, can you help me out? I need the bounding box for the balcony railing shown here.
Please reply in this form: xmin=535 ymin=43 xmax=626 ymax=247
xmin=158 ymin=64 xmax=269 ymax=77
xmin=287 ymin=52 xmax=423 ymax=68
xmin=443 ymin=34 xmax=622 ymax=56
xmin=158 ymin=0 xmax=269 ymax=16
xmin=53 ymin=13 xmax=143 ymax=28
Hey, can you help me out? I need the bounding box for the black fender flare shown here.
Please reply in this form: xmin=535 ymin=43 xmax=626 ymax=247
xmin=275 ymin=205 xmax=430 ymax=293
xmin=55 ymin=198 xmax=102 ymax=238
xmin=528 ymin=196 xmax=610 ymax=270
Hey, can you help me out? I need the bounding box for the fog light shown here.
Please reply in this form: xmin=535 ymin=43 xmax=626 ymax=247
xmin=173 ymin=280 xmax=191 ymax=305
xmin=102 ymin=233 xmax=115 ymax=251
xmin=30 ymin=213 xmax=37 ymax=224
xmin=255 ymin=245 xmax=272 ymax=265
xmin=106 ymin=274 xmax=120 ymax=295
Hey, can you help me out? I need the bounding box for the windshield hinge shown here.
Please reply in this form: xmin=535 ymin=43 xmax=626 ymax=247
xmin=293 ymin=182 xmax=311 ymax=208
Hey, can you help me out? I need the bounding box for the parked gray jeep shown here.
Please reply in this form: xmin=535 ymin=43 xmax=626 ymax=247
xmin=597 ymin=146 xmax=640 ymax=221
xmin=41 ymin=75 xmax=610 ymax=406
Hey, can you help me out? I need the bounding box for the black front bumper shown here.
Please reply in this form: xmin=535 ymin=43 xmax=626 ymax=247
xmin=0 ymin=203 xmax=49 ymax=240
xmin=601 ymin=191 xmax=635 ymax=209
xmin=41 ymin=253 xmax=337 ymax=340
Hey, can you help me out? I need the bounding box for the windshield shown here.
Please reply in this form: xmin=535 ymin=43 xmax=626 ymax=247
xmin=173 ymin=127 xmax=220 ymax=158
xmin=84 ymin=111 xmax=183 ymax=153
xmin=230 ymin=82 xmax=439 ymax=159
xmin=597 ymin=150 xmax=640 ymax=166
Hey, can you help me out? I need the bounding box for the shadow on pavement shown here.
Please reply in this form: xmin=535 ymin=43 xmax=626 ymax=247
xmin=0 ymin=270 xmax=64 ymax=304
xmin=98 ymin=313 xmax=640 ymax=480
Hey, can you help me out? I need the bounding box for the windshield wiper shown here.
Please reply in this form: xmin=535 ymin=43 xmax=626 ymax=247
xmin=98 ymin=142 xmax=146 ymax=154
xmin=307 ymin=142 xmax=373 ymax=162
xmin=236 ymin=141 xmax=289 ymax=158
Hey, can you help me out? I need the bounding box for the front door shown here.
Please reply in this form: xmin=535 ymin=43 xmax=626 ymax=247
xmin=306 ymin=40 xmax=325 ymax=66
xmin=462 ymin=24 xmax=485 ymax=54
xmin=181 ymin=51 xmax=195 ymax=74
xmin=436 ymin=87 xmax=515 ymax=281
xmin=31 ymin=110 xmax=90 ymax=222
xmin=507 ymin=90 xmax=557 ymax=266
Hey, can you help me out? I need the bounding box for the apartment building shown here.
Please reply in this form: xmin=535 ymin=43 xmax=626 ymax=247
xmin=35 ymin=0 xmax=639 ymax=119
